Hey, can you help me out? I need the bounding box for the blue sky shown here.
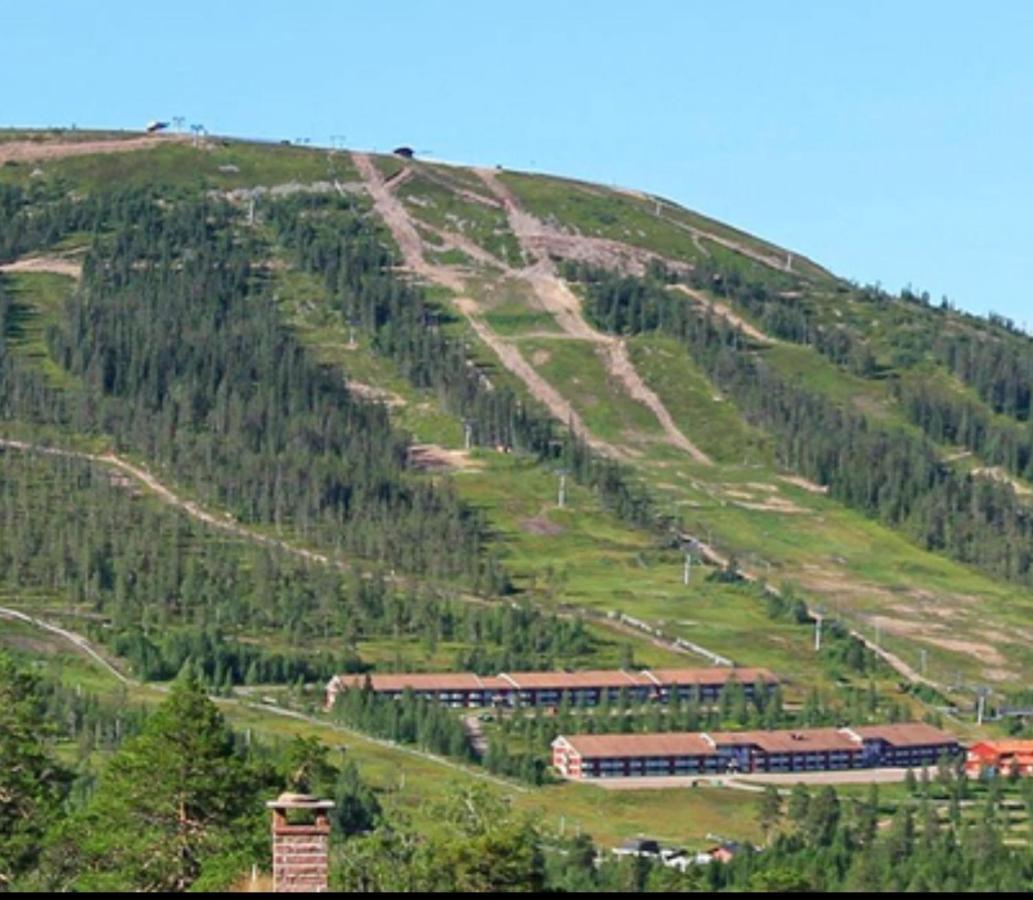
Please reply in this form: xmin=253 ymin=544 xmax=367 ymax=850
xmin=5 ymin=1 xmax=1032 ymax=324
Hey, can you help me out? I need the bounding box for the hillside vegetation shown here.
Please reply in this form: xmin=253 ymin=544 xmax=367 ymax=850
xmin=2 ymin=129 xmax=1032 ymax=888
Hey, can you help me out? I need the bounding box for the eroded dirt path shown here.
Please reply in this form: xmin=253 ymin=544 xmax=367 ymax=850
xmin=453 ymin=298 xmax=625 ymax=457
xmin=670 ymin=284 xmax=773 ymax=344
xmin=0 ymin=438 xmax=348 ymax=572
xmin=477 ymin=171 xmax=713 ymax=464
xmin=355 ymin=152 xmax=628 ymax=457
xmin=0 ymin=255 xmax=83 ymax=280
xmin=0 ymin=134 xmax=187 ymax=165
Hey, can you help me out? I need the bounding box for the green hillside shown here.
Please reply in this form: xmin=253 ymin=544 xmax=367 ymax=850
xmin=2 ymin=129 xmax=1032 ymax=874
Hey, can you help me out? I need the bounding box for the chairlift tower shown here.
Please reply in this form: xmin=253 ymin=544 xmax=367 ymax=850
xmin=682 ymin=538 xmax=700 ymax=587
xmin=976 ymin=687 xmax=990 ymax=726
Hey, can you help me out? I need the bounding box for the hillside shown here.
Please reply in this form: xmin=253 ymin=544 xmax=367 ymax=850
xmin=1 ymin=128 xmax=1032 ymax=879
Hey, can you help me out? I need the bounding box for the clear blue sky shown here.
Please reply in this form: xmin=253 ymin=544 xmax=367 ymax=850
xmin=6 ymin=1 xmax=1032 ymax=324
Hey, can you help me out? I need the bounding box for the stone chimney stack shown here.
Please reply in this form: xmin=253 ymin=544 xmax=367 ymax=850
xmin=267 ymin=792 xmax=334 ymax=893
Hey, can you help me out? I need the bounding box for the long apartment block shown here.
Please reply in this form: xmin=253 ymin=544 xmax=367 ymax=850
xmin=551 ymin=723 xmax=960 ymax=778
xmin=325 ymin=666 xmax=779 ymax=710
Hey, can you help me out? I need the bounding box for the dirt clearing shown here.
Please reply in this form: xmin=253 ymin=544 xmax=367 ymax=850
xmin=0 ymin=134 xmax=187 ymax=165
xmin=406 ymin=443 xmax=482 ymax=472
xmin=0 ymin=256 xmax=83 ymax=279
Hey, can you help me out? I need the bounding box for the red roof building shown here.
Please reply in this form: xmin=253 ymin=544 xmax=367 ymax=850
xmin=966 ymin=740 xmax=1033 ymax=778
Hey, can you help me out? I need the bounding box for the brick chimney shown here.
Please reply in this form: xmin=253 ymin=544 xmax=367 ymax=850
xmin=267 ymin=792 xmax=335 ymax=893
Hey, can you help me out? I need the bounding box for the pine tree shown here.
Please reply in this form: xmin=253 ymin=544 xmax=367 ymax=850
xmin=0 ymin=654 xmax=72 ymax=889
xmin=37 ymin=671 xmax=266 ymax=892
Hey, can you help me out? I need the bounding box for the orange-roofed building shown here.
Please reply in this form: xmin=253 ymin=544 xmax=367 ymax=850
xmin=966 ymin=740 xmax=1033 ymax=778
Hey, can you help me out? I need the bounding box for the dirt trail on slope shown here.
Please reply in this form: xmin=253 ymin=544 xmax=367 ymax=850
xmin=671 ymin=284 xmax=773 ymax=344
xmin=453 ymin=298 xmax=626 ymax=458
xmin=614 ymin=187 xmax=798 ymax=275
xmin=676 ymin=526 xmax=940 ymax=691
xmin=353 ymin=153 xmax=464 ymax=292
xmin=0 ymin=605 xmax=132 ymax=684
xmin=477 ymin=170 xmax=713 ymax=465
xmin=355 ymin=152 xmax=627 ymax=457
xmin=0 ymin=134 xmax=187 ymax=165
xmin=360 ymin=153 xmax=710 ymax=462
xmin=0 ymin=256 xmax=83 ymax=279
xmin=0 ymin=438 xmax=348 ymax=572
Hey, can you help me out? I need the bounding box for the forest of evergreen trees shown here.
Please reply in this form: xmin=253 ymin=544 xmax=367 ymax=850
xmin=0 ymin=187 xmax=501 ymax=586
xmin=0 ymin=449 xmax=600 ymax=686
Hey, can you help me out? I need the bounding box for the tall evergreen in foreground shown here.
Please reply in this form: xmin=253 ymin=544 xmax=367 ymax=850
xmin=35 ymin=671 xmax=268 ymax=893
xmin=0 ymin=653 xmax=72 ymax=889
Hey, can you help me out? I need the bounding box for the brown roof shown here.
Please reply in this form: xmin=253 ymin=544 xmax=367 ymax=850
xmin=331 ymin=666 xmax=780 ymax=695
xmin=501 ymin=670 xmax=650 ymax=689
xmin=333 ymin=672 xmax=508 ymax=692
xmin=650 ymin=667 xmax=779 ymax=687
xmin=557 ymin=732 xmax=718 ymax=759
xmin=847 ymin=723 xmax=958 ymax=747
xmin=708 ymin=728 xmax=862 ymax=754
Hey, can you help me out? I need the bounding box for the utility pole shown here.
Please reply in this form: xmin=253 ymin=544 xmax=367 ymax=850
xmin=683 ymin=551 xmax=691 ymax=586
xmin=976 ymin=688 xmax=989 ymax=726
xmin=557 ymin=472 xmax=567 ymax=509
xmin=814 ymin=615 xmax=822 ymax=652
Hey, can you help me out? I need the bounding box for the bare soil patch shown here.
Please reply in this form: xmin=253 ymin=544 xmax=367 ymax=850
xmin=0 ymin=255 xmax=83 ymax=279
xmin=406 ymin=444 xmax=481 ymax=472
xmin=519 ymin=516 xmax=565 ymax=536
xmin=345 ymin=380 xmax=406 ymax=406
xmin=0 ymin=134 xmax=187 ymax=164
xmin=778 ymin=474 xmax=829 ymax=495
xmin=671 ymin=284 xmax=772 ymax=343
